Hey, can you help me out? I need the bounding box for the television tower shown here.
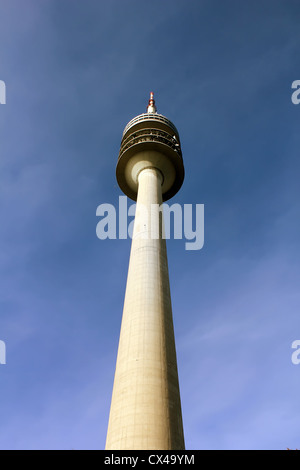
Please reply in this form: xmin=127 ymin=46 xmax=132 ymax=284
xmin=105 ymin=93 xmax=185 ymax=450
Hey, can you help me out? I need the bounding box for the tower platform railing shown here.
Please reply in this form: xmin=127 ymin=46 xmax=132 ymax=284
xmin=122 ymin=113 xmax=179 ymax=137
xmin=119 ymin=127 xmax=182 ymax=160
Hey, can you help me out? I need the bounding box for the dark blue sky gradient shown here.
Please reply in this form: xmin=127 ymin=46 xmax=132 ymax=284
xmin=0 ymin=0 xmax=300 ymax=449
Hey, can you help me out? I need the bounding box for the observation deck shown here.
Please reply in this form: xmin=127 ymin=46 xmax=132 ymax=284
xmin=116 ymin=93 xmax=184 ymax=201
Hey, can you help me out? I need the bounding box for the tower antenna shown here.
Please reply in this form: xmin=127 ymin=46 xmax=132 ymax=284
xmin=147 ymin=91 xmax=157 ymax=113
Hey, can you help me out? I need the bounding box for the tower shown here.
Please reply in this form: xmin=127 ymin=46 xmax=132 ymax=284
xmin=105 ymin=93 xmax=185 ymax=450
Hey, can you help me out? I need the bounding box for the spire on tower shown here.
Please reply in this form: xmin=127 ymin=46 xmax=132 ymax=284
xmin=147 ymin=91 xmax=157 ymax=113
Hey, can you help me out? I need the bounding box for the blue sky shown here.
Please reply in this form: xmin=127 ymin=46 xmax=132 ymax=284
xmin=0 ymin=0 xmax=300 ymax=450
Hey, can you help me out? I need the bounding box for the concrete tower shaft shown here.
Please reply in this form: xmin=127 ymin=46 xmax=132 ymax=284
xmin=105 ymin=94 xmax=185 ymax=450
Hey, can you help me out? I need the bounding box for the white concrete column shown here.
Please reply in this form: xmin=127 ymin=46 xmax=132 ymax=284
xmin=105 ymin=166 xmax=185 ymax=450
